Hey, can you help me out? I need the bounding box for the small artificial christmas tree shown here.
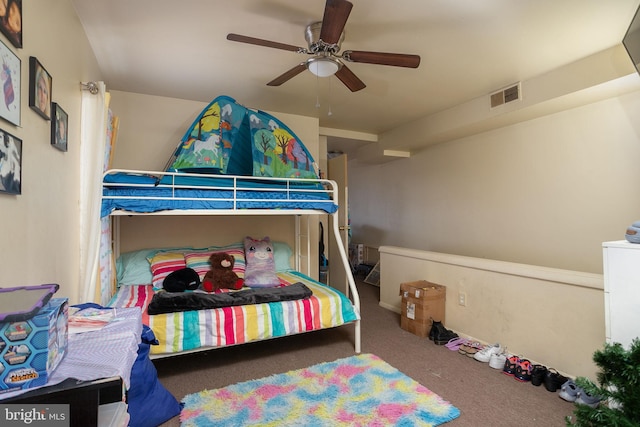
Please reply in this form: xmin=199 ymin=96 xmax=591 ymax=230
xmin=566 ymin=338 xmax=640 ymax=426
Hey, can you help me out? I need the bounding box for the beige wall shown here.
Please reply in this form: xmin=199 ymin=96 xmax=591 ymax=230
xmin=349 ymin=75 xmax=640 ymax=381
xmin=108 ymin=91 xmax=321 ymax=277
xmin=349 ymin=89 xmax=640 ymax=274
xmin=0 ymin=1 xmax=102 ymax=303
xmin=379 ymin=246 xmax=603 ymax=379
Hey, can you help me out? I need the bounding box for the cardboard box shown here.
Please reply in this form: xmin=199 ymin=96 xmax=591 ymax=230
xmin=399 ymin=281 xmax=446 ymax=338
xmin=0 ymin=298 xmax=68 ymax=394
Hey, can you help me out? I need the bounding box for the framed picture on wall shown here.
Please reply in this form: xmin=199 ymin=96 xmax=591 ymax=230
xmin=0 ymin=0 xmax=22 ymax=49
xmin=29 ymin=56 xmax=52 ymax=120
xmin=51 ymin=103 xmax=68 ymax=152
xmin=0 ymin=128 xmax=22 ymax=195
xmin=0 ymin=39 xmax=20 ymax=126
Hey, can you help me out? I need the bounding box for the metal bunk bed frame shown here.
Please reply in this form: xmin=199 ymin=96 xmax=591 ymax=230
xmin=103 ymin=169 xmax=361 ymax=354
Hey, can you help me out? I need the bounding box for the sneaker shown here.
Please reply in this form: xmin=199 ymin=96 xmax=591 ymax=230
xmin=473 ymin=343 xmax=502 ymax=363
xmin=576 ymin=389 xmax=601 ymax=408
xmin=503 ymin=355 xmax=521 ymax=376
xmin=489 ymin=350 xmax=508 ymax=369
xmin=530 ymin=364 xmax=548 ymax=386
xmin=514 ymin=359 xmax=533 ymax=382
xmin=559 ymin=380 xmax=579 ymax=402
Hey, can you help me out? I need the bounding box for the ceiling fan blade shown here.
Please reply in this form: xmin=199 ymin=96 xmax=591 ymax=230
xmin=343 ymin=50 xmax=421 ymax=68
xmin=320 ymin=0 xmax=353 ymax=44
xmin=267 ymin=63 xmax=308 ymax=86
xmin=227 ymin=33 xmax=306 ymax=53
xmin=335 ymin=64 xmax=366 ymax=92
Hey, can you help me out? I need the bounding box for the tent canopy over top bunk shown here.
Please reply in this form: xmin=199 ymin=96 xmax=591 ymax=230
xmin=101 ymin=95 xmax=335 ymax=218
xmin=167 ymin=95 xmax=321 ymax=180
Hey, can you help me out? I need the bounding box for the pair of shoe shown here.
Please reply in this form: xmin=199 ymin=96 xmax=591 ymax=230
xmin=530 ymin=364 xmax=547 ymax=386
xmin=544 ymin=368 xmax=569 ymax=392
xmin=473 ymin=343 xmax=503 ymax=363
xmin=502 ymin=355 xmax=532 ymax=381
xmin=428 ymin=320 xmax=458 ymax=345
xmin=558 ymin=380 xmax=601 ymax=408
xmin=458 ymin=341 xmax=483 ymax=357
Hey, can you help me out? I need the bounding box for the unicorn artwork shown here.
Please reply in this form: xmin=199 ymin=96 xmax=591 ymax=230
xmin=193 ymin=133 xmax=220 ymax=156
xmin=243 ymin=236 xmax=281 ymax=288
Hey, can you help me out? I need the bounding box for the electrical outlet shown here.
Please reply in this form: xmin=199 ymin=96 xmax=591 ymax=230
xmin=458 ymin=292 xmax=467 ymax=307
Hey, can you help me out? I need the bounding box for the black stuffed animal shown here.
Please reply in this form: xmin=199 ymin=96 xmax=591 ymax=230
xmin=163 ymin=267 xmax=200 ymax=292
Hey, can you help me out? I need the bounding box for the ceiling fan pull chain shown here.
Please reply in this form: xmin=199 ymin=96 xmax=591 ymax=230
xmin=316 ymin=73 xmax=321 ymax=109
xmin=328 ymin=78 xmax=333 ymax=116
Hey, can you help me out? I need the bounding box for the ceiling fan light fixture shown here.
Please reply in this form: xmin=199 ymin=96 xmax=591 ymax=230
xmin=306 ymin=56 xmax=342 ymax=77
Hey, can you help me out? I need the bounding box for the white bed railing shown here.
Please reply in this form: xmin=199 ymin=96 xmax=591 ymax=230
xmin=102 ymin=169 xmax=339 ymax=212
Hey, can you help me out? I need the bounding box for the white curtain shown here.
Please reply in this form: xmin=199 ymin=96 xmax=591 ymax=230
xmin=79 ymin=81 xmax=108 ymax=303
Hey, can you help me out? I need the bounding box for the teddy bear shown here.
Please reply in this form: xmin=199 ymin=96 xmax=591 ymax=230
xmin=200 ymin=252 xmax=243 ymax=292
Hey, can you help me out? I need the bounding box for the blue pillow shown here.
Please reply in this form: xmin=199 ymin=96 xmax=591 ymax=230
xmin=116 ymin=249 xmax=156 ymax=286
xmin=273 ymin=241 xmax=292 ymax=272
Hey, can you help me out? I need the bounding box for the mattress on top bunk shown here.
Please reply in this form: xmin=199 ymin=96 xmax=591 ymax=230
xmin=108 ymin=270 xmax=359 ymax=356
xmin=101 ymin=171 xmax=338 ymax=217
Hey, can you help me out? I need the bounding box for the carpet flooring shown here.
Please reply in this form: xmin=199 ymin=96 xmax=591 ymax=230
xmin=155 ymin=279 xmax=576 ymax=426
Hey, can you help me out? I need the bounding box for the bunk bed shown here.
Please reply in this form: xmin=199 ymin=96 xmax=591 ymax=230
xmin=101 ymin=169 xmax=361 ymax=358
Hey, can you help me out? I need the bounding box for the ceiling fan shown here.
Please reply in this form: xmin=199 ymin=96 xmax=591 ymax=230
xmin=226 ymin=0 xmax=421 ymax=92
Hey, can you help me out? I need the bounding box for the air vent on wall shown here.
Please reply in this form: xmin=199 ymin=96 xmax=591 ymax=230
xmin=490 ymin=82 xmax=521 ymax=109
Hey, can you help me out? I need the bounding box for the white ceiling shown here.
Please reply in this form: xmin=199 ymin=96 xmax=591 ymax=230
xmin=71 ymin=0 xmax=640 ymax=157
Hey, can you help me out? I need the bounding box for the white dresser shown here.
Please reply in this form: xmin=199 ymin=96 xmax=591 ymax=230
xmin=603 ymin=240 xmax=640 ymax=348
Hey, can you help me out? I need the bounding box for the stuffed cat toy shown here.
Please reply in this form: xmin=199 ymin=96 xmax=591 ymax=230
xmin=200 ymin=252 xmax=243 ymax=292
xmin=163 ymin=267 xmax=200 ymax=292
xmin=243 ymin=236 xmax=280 ymax=288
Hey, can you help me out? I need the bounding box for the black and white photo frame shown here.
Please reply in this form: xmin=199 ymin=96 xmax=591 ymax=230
xmin=0 ymin=127 xmax=22 ymax=195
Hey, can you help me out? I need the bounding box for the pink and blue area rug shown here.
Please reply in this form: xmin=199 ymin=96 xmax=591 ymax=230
xmin=180 ymin=353 xmax=461 ymax=426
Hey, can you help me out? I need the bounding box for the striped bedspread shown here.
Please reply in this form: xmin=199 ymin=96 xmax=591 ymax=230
xmin=108 ymin=270 xmax=359 ymax=356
